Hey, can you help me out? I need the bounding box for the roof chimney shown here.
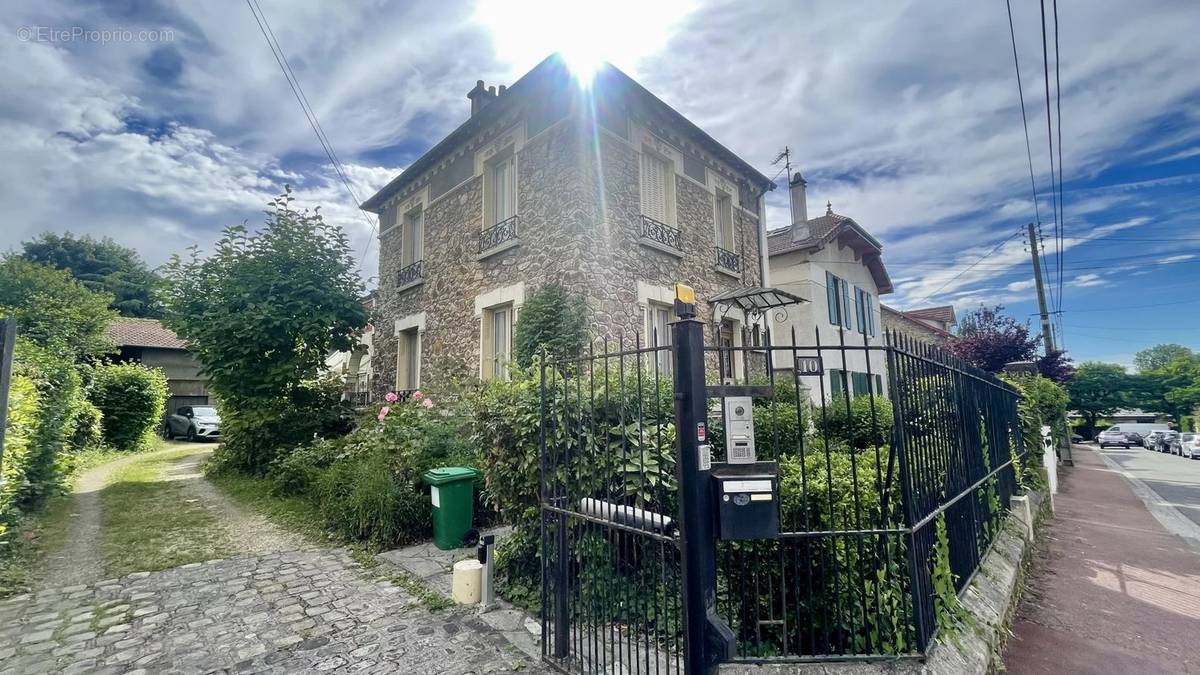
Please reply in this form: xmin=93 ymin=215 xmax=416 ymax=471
xmin=789 ymin=171 xmax=809 ymax=234
xmin=467 ymin=80 xmax=497 ymax=117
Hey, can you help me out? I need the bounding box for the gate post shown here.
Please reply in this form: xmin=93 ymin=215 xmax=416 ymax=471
xmin=672 ymin=285 xmax=733 ymax=674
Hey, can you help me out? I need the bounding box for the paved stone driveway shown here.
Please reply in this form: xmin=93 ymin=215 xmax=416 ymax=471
xmin=0 ymin=549 xmax=549 ymax=674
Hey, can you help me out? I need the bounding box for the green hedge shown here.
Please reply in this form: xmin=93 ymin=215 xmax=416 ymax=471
xmin=89 ymin=362 xmax=168 ymax=452
xmin=0 ymin=373 xmax=42 ymax=525
xmin=2 ymin=340 xmax=85 ymax=524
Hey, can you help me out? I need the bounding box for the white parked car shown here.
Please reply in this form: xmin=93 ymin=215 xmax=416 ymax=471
xmin=1181 ymin=433 xmax=1200 ymax=459
xmin=164 ymin=406 xmax=221 ymax=441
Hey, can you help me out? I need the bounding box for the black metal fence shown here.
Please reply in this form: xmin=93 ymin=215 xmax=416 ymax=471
xmin=0 ymin=317 xmax=15 ymax=475
xmin=706 ymin=326 xmax=1024 ymax=663
xmin=538 ymin=321 xmax=1026 ymax=671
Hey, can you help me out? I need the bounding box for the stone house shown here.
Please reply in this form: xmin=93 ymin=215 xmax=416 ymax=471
xmin=108 ymin=318 xmax=209 ymax=415
xmin=766 ymin=173 xmax=893 ymax=403
xmin=881 ymin=304 xmax=956 ymax=343
xmin=361 ymin=55 xmax=774 ymax=393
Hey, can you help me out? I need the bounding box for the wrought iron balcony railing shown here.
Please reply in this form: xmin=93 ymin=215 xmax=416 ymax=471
xmin=396 ymin=259 xmax=423 ymax=287
xmin=640 ymin=215 xmax=683 ymax=251
xmin=480 ymin=215 xmax=519 ymax=253
xmin=714 ymin=246 xmax=741 ymax=272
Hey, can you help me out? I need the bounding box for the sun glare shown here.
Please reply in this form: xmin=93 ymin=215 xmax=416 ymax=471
xmin=474 ymin=0 xmax=696 ymax=82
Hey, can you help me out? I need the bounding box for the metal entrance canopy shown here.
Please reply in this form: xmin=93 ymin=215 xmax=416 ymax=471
xmin=707 ymin=286 xmax=806 ymax=322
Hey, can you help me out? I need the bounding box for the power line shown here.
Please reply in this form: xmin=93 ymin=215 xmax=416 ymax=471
xmin=1038 ymin=0 xmax=1063 ymax=317
xmin=244 ymin=0 xmax=379 ymax=268
xmin=906 ymin=227 xmax=1025 ymax=305
xmin=1052 ymin=0 xmax=1066 ymax=328
xmin=1004 ymin=0 xmax=1042 ymax=226
xmin=1049 ymin=297 xmax=1200 ymax=313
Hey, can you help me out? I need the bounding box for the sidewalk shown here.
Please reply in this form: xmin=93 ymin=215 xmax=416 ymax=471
xmin=1004 ymin=445 xmax=1200 ymax=674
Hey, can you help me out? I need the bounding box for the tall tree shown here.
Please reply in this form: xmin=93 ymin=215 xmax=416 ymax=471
xmin=946 ymin=305 xmax=1040 ymax=373
xmin=1133 ymin=344 xmax=1194 ymax=372
xmin=161 ymin=189 xmax=368 ymax=472
xmin=0 ymin=257 xmax=116 ymax=360
xmin=21 ymin=232 xmax=164 ymax=318
xmin=1066 ymin=362 xmax=1130 ymax=436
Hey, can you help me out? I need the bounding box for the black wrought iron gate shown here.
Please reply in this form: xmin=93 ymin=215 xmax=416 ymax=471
xmin=538 ymin=294 xmax=1027 ymax=674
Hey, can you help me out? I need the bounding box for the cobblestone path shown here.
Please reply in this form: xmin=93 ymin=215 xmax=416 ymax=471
xmin=0 ymin=549 xmax=548 ymax=674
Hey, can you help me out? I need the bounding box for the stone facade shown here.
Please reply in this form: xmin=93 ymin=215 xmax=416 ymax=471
xmin=368 ymin=65 xmax=770 ymax=396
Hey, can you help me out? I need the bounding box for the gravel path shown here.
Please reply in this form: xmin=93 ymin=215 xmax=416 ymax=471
xmin=36 ymin=450 xmax=164 ymax=590
xmin=168 ymin=447 xmax=310 ymax=555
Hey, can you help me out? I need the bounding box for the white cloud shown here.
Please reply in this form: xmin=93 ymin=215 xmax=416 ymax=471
xmin=1070 ymin=273 xmax=1108 ymax=288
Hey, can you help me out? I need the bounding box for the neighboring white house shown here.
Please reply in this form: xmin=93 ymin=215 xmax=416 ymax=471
xmin=324 ymin=293 xmax=377 ymax=406
xmin=766 ymin=172 xmax=893 ymax=404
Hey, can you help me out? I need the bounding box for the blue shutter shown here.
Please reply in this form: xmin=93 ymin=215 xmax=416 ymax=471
xmin=826 ymin=272 xmax=839 ymax=325
xmin=868 ymin=294 xmax=876 ymax=336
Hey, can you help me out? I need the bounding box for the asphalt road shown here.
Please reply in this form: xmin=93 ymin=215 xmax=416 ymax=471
xmin=1092 ymin=441 xmax=1200 ymax=535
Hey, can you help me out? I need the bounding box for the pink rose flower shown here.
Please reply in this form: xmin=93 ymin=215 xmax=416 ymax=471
xmin=384 ymin=392 xmax=398 ymax=403
xmin=411 ymin=390 xmax=424 ymax=401
xmin=422 ymin=398 xmax=434 ymax=409
xmin=377 ymin=406 xmax=390 ymax=421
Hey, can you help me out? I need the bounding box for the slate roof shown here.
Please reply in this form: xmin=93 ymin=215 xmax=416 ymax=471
xmin=361 ymin=54 xmax=774 ymax=212
xmin=108 ymin=318 xmax=187 ymax=349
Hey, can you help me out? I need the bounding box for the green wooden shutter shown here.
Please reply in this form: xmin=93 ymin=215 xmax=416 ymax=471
xmin=826 ymin=272 xmax=839 ymax=325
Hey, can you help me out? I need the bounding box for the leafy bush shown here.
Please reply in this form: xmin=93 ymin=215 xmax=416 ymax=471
xmin=68 ymin=399 xmax=104 ymax=453
xmin=265 ymin=390 xmax=472 ymax=547
xmin=315 ymin=449 xmax=429 ymax=547
xmin=813 ymin=395 xmax=894 ymax=449
xmin=0 ymin=374 xmax=42 ymax=525
xmin=209 ymin=376 xmax=354 ymax=475
xmin=162 ymin=189 xmax=368 ymax=474
xmin=512 ymin=284 xmax=588 ymax=367
xmin=89 ymin=363 xmax=168 ymax=451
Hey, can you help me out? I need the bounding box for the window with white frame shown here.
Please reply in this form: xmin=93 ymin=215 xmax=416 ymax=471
xmin=715 ymin=191 xmax=735 ymax=251
xmin=396 ymin=328 xmax=420 ymax=391
xmin=825 ymin=271 xmax=852 ymax=329
xmin=644 ymin=301 xmax=673 ymax=374
xmin=640 ymin=150 xmax=674 ymax=224
xmin=482 ymin=303 xmax=513 ymax=381
xmin=485 ymin=147 xmax=517 ymax=227
xmin=402 ymin=206 xmax=423 ymax=267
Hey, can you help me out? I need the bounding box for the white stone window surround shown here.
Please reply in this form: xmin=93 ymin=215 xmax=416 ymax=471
xmin=393 ymin=312 xmax=426 ymax=390
xmin=474 ymin=281 xmax=526 ymax=379
xmin=379 ymin=186 xmax=428 ymax=239
xmin=475 ymin=124 xmax=526 ymax=213
xmin=629 ymin=121 xmax=759 ymax=218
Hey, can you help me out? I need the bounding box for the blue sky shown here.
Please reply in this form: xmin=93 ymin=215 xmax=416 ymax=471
xmin=2 ymin=0 xmax=1199 ymax=367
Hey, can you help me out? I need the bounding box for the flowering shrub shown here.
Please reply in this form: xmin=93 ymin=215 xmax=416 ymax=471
xmin=268 ymin=389 xmax=470 ymax=547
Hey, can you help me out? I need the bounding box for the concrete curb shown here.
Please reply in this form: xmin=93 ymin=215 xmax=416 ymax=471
xmin=726 ymin=489 xmax=1050 ymax=675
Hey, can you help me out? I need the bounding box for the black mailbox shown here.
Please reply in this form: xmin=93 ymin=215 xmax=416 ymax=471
xmin=711 ymin=462 xmax=779 ymax=540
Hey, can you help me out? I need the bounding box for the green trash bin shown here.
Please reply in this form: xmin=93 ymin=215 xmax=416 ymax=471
xmin=424 ymin=467 xmax=478 ymax=550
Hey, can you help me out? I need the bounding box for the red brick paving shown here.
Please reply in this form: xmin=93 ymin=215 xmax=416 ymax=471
xmin=1004 ymin=446 xmax=1200 ymax=674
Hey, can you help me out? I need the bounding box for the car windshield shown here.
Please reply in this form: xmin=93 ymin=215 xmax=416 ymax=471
xmin=192 ymin=407 xmax=218 ymax=416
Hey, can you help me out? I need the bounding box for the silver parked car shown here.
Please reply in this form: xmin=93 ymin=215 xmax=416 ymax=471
xmin=164 ymin=406 xmax=221 ymax=441
xmin=1097 ymin=428 xmax=1133 ymax=448
xmin=1182 ymin=433 xmax=1200 ymax=459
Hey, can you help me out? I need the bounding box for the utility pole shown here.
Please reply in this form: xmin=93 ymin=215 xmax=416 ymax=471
xmin=1027 ymin=222 xmax=1074 ymax=465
